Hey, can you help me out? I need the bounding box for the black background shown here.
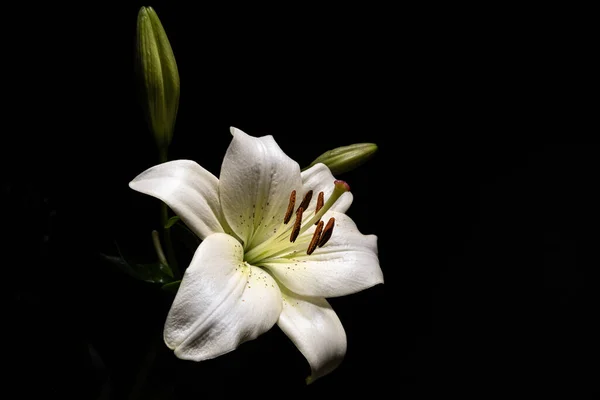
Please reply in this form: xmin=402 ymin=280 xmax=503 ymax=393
xmin=5 ymin=2 xmax=597 ymax=399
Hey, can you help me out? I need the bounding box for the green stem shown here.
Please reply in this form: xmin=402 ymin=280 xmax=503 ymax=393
xmin=160 ymin=203 xmax=180 ymax=279
xmin=151 ymin=230 xmax=168 ymax=267
xmin=158 ymin=148 xmax=180 ymax=279
xmin=127 ymin=333 xmax=159 ymax=400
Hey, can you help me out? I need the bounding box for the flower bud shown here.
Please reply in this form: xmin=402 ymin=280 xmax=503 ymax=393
xmin=305 ymin=143 xmax=378 ymax=175
xmin=135 ymin=6 xmax=180 ymax=159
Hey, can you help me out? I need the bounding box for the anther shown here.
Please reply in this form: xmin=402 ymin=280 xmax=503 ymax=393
xmin=290 ymin=206 xmax=304 ymax=242
xmin=307 ymin=220 xmax=324 ymax=255
xmin=314 ymin=191 xmax=324 ymax=224
xmin=318 ymin=217 xmax=335 ymax=247
xmin=297 ymin=190 xmax=313 ymax=213
xmin=283 ymin=190 xmax=296 ymax=224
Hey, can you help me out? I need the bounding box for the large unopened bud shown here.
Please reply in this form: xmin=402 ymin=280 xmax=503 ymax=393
xmin=136 ymin=6 xmax=180 ymax=159
xmin=305 ymin=143 xmax=378 ymax=175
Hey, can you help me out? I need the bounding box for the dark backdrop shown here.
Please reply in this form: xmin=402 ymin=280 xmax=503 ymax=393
xmin=5 ymin=2 xmax=596 ymax=399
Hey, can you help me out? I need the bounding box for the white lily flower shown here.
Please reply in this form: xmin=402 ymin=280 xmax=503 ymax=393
xmin=129 ymin=127 xmax=384 ymax=383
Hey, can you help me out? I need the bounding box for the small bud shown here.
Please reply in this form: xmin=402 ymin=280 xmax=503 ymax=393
xmin=135 ymin=6 xmax=180 ymax=160
xmin=305 ymin=143 xmax=378 ymax=175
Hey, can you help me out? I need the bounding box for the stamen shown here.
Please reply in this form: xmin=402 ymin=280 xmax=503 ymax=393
xmin=297 ymin=190 xmax=313 ymax=213
xmin=318 ymin=217 xmax=335 ymax=247
xmin=314 ymin=191 xmax=324 ymax=224
xmin=290 ymin=206 xmax=304 ymax=242
xmin=244 ymin=181 xmax=350 ymax=265
xmin=306 ymin=220 xmax=324 ymax=255
xmin=283 ymin=190 xmax=296 ymax=224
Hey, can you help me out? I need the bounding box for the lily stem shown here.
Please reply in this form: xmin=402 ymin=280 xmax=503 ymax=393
xmin=151 ymin=230 xmax=168 ymax=267
xmin=159 ymin=149 xmax=180 ymax=279
xmin=127 ymin=340 xmax=157 ymax=400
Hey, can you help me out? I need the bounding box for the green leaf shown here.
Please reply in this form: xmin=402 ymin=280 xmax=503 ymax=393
xmin=100 ymin=252 xmax=144 ymax=281
xmin=158 ymin=261 xmax=174 ymax=278
xmin=161 ymin=280 xmax=181 ymax=293
xmin=164 ymin=215 xmax=180 ymax=229
xmin=134 ymin=262 xmax=174 ymax=284
xmin=100 ymin=242 xmax=175 ymax=284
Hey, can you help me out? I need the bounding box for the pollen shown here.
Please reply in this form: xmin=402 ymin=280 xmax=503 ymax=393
xmin=245 ymin=181 xmax=349 ymax=265
xmin=314 ymin=191 xmax=324 ymax=224
xmin=307 ymin=220 xmax=324 ymax=255
xmin=318 ymin=217 xmax=335 ymax=247
xmin=297 ymin=190 xmax=313 ymax=213
xmin=290 ymin=206 xmax=304 ymax=242
xmin=283 ymin=190 xmax=296 ymax=224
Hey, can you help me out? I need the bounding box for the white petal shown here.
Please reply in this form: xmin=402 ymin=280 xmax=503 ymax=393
xmin=219 ymin=127 xmax=303 ymax=249
xmin=129 ymin=160 xmax=226 ymax=240
xmin=164 ymin=233 xmax=282 ymax=360
xmin=277 ymin=288 xmax=346 ymax=384
xmin=301 ymin=163 xmax=353 ymax=213
xmin=261 ymin=212 xmax=383 ymax=297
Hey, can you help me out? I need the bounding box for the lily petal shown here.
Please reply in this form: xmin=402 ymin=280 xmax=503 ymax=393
xmin=219 ymin=127 xmax=303 ymax=249
xmin=277 ymin=288 xmax=346 ymax=384
xmin=261 ymin=212 xmax=383 ymax=297
xmin=301 ymin=163 xmax=353 ymax=214
xmin=164 ymin=233 xmax=282 ymax=360
xmin=129 ymin=160 xmax=226 ymax=240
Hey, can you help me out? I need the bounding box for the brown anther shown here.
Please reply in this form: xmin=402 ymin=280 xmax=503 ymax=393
xmin=297 ymin=190 xmax=313 ymax=213
xmin=307 ymin=220 xmax=324 ymax=255
xmin=290 ymin=207 xmax=304 ymax=242
xmin=283 ymin=190 xmax=296 ymax=224
xmin=314 ymin=191 xmax=324 ymax=224
xmin=318 ymin=217 xmax=335 ymax=247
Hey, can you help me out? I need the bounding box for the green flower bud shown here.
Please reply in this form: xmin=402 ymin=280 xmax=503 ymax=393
xmin=136 ymin=6 xmax=180 ymax=159
xmin=304 ymin=143 xmax=378 ymax=175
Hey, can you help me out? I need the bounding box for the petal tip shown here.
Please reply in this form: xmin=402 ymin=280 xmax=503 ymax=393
xmin=163 ymin=334 xmax=176 ymax=351
xmin=128 ymin=179 xmax=140 ymax=191
xmin=173 ymin=346 xmax=192 ymax=361
xmin=230 ymin=126 xmax=244 ymax=136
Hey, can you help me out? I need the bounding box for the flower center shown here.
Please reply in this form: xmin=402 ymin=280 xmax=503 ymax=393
xmin=244 ymin=180 xmax=350 ymax=265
